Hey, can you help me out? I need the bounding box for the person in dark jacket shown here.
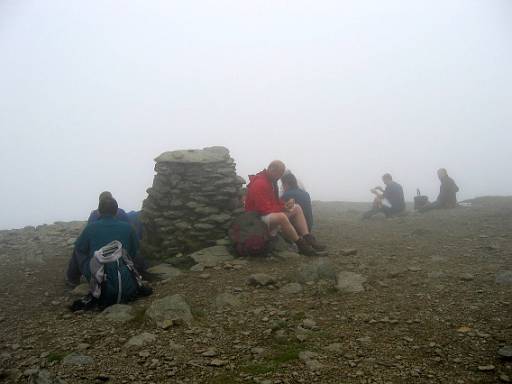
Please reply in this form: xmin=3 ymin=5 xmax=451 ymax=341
xmin=87 ymin=191 xmax=130 ymax=223
xmin=363 ymin=173 xmax=406 ymax=219
xmin=245 ymin=160 xmax=325 ymax=256
xmin=66 ymin=197 xmax=145 ymax=286
xmin=281 ymin=172 xmax=314 ymax=232
xmin=420 ymin=168 xmax=459 ymax=212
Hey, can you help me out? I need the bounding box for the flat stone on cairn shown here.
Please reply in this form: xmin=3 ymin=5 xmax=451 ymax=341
xmin=140 ymin=146 xmax=244 ymax=259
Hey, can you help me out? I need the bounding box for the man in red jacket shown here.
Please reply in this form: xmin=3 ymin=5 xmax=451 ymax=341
xmin=245 ymin=160 xmax=326 ymax=256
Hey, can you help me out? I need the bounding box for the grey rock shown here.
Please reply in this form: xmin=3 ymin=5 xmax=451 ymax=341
xmin=25 ymin=369 xmax=66 ymax=384
xmin=280 ymin=282 xmax=303 ymax=294
xmin=100 ymin=304 xmax=135 ymax=322
xmin=190 ymin=246 xmax=234 ymax=267
xmin=324 ymin=343 xmax=344 ymax=354
xmin=214 ymin=293 xmax=241 ymax=309
xmin=248 ymin=273 xmax=276 ymax=287
xmin=496 ymin=271 xmax=512 ymax=285
xmin=146 ymin=264 xmax=182 ymax=280
xmin=336 ymin=271 xmax=367 ymax=293
xmin=62 ymin=353 xmax=94 ymax=366
xmin=297 ymin=259 xmax=337 ymax=283
xmin=146 ymin=294 xmax=193 ymax=328
xmin=124 ymin=332 xmax=157 ymax=348
xmin=498 ymin=346 xmax=512 ymax=359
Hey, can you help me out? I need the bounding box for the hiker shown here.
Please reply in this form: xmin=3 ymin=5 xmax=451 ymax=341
xmin=66 ymin=197 xmax=146 ymax=287
xmin=281 ymin=172 xmax=314 ymax=232
xmin=363 ymin=173 xmax=405 ymax=219
xmin=88 ymin=191 xmax=129 ymax=223
xmin=245 ymin=160 xmax=326 ymax=256
xmin=420 ymin=168 xmax=459 ymax=212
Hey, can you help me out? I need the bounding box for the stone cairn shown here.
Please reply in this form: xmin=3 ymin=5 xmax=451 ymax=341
xmin=140 ymin=146 xmax=245 ymax=259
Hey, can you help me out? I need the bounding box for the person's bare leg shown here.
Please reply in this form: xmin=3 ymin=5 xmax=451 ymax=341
xmin=286 ymin=205 xmax=309 ymax=237
xmin=268 ymin=213 xmax=300 ymax=242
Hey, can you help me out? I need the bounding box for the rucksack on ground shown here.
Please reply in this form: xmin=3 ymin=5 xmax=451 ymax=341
xmin=414 ymin=189 xmax=429 ymax=210
xmin=86 ymin=241 xmax=141 ymax=308
xmin=228 ymin=212 xmax=270 ymax=256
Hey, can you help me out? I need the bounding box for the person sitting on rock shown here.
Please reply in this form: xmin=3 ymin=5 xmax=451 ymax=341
xmin=244 ymin=160 xmax=326 ymax=256
xmin=88 ymin=191 xmax=129 ymax=223
xmin=66 ymin=197 xmax=146 ymax=286
xmin=420 ymin=168 xmax=459 ymax=212
xmin=363 ymin=173 xmax=406 ymax=219
xmin=281 ymin=172 xmax=314 ymax=233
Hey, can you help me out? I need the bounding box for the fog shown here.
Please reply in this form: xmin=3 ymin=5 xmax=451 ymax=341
xmin=0 ymin=0 xmax=511 ymax=230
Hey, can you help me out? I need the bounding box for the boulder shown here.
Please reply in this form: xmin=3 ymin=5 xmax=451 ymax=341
xmin=145 ymin=294 xmax=193 ymax=328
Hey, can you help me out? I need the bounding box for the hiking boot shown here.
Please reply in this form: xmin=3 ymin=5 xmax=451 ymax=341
xmin=295 ymin=238 xmax=318 ymax=256
xmin=304 ymin=234 xmax=327 ymax=251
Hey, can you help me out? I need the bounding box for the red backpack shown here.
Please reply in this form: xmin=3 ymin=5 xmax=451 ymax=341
xmin=228 ymin=212 xmax=270 ymax=256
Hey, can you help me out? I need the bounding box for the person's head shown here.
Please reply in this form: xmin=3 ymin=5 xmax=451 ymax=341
xmin=98 ymin=197 xmax=118 ymax=217
xmin=382 ymin=173 xmax=393 ymax=185
xmin=98 ymin=191 xmax=113 ymax=202
xmin=266 ymin=160 xmax=286 ymax=182
xmin=437 ymin=168 xmax=448 ymax=180
xmin=281 ymin=172 xmax=298 ymax=192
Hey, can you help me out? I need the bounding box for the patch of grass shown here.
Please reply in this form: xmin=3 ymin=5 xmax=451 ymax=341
xmin=47 ymin=351 xmax=68 ymax=363
xmin=242 ymin=341 xmax=303 ymax=375
xmin=242 ymin=362 xmax=275 ymax=375
xmin=209 ymin=373 xmax=239 ymax=384
xmin=271 ymin=342 xmax=302 ymax=364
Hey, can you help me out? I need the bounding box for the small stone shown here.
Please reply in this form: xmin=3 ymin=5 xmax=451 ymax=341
xmin=146 ymin=264 xmax=182 ymax=280
xmin=101 ymin=304 xmax=135 ymax=322
xmin=202 ymin=348 xmax=218 ymax=357
xmin=477 ymin=365 xmax=495 ymax=371
xmin=208 ymin=359 xmax=227 ymax=367
xmin=77 ymin=343 xmax=90 ymax=351
xmin=498 ymin=346 xmax=512 ymax=359
xmin=336 ymin=272 xmax=367 ymax=293
xmin=124 ymin=332 xmax=157 ymax=348
xmin=302 ymin=319 xmax=317 ymax=330
xmin=248 ymin=273 xmax=276 ymax=287
xmin=460 ymin=273 xmax=474 ymax=281
xmin=340 ymin=248 xmax=358 ymax=256
xmin=62 ymin=353 xmax=94 ymax=366
xmin=279 ymin=282 xmax=303 ymax=294
xmin=500 ymin=373 xmax=511 ymax=382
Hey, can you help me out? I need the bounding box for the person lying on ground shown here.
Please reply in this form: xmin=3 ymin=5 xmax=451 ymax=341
xmin=245 ymin=160 xmax=326 ymax=256
xmin=363 ymin=173 xmax=405 ymax=219
xmin=87 ymin=191 xmax=129 ymax=223
xmin=420 ymin=168 xmax=459 ymax=212
xmin=66 ymin=197 xmax=146 ymax=286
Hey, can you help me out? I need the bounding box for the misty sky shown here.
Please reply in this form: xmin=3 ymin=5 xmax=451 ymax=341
xmin=1 ymin=0 xmax=511 ymax=229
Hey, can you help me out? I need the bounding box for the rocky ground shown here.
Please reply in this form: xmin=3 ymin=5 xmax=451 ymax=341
xmin=1 ymin=197 xmax=512 ymax=384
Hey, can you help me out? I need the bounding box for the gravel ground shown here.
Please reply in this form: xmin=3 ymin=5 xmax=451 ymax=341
xmin=1 ymin=197 xmax=511 ymax=384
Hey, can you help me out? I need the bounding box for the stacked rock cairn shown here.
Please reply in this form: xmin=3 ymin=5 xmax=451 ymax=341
xmin=140 ymin=146 xmax=245 ymax=259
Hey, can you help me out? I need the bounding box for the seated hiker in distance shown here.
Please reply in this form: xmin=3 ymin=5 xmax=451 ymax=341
xmin=363 ymin=173 xmax=406 ymax=219
xmin=419 ymin=168 xmax=459 ymax=212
